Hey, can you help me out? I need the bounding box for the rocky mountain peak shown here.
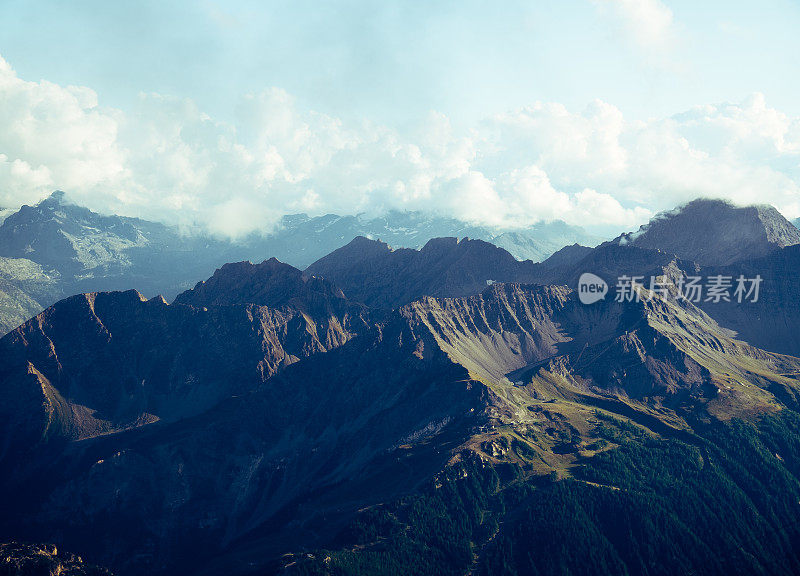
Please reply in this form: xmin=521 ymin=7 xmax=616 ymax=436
xmin=420 ymin=236 xmax=459 ymax=251
xmin=42 ymin=189 xmax=67 ymax=205
xmin=618 ymin=197 xmax=800 ymax=265
xmin=174 ymin=258 xmax=348 ymax=309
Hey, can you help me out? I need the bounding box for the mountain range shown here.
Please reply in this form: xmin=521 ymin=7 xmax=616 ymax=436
xmin=0 ymin=191 xmax=599 ymax=335
xmin=1 ymin=196 xmax=800 ymax=575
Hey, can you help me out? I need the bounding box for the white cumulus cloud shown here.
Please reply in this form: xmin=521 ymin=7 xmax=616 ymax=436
xmin=1 ymin=53 xmax=799 ymax=236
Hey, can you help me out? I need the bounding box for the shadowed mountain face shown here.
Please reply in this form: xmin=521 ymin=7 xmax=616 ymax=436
xmin=0 ymin=261 xmax=369 ymax=468
xmin=538 ymin=237 xmax=800 ymax=358
xmin=175 ymin=258 xmax=349 ymax=310
xmin=3 ymin=264 xmax=800 ymax=574
xmin=617 ymin=198 xmax=800 ymax=266
xmin=698 ymin=244 xmax=800 ymax=358
xmin=0 ymin=287 xmax=489 ymax=574
xmin=305 ymin=236 xmax=546 ymax=308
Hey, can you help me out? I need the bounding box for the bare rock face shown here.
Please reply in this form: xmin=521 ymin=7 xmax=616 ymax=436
xmin=1 ymin=295 xmax=488 ymax=575
xmin=397 ymin=283 xmax=573 ymax=382
xmin=618 ymin=198 xmax=800 ymax=266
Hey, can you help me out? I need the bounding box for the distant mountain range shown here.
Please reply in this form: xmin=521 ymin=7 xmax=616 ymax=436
xmin=2 ymin=195 xmax=800 ymax=575
xmin=0 ymin=191 xmax=599 ymax=334
xmin=268 ymin=209 xmax=602 ymax=266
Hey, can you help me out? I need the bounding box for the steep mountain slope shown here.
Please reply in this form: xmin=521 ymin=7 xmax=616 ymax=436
xmin=174 ymin=258 xmax=369 ymax=350
xmin=175 ymin=258 xmax=351 ymax=311
xmin=1 ymin=298 xmax=488 ymax=575
xmin=4 ymin=274 xmax=799 ymax=575
xmin=0 ymin=192 xmax=238 ymax=335
xmin=538 ymin=236 xmax=800 ymax=359
xmin=415 ymin=283 xmax=798 ymax=429
xmin=0 ymin=265 xmax=368 ymax=468
xmin=305 ymin=236 xmax=546 ymax=308
xmin=398 ymin=284 xmax=572 ymax=383
xmin=617 ymin=198 xmax=800 ymax=266
xmin=534 ymin=241 xmax=699 ymax=294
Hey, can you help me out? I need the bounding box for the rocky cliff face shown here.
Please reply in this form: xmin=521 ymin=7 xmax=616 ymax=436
xmin=174 ymin=258 xmax=361 ymax=317
xmin=397 ymin=283 xmax=572 ymax=383
xmin=1 ymin=294 xmax=488 ymax=575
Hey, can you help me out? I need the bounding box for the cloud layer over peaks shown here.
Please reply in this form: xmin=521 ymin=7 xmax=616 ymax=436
xmin=1 ymin=54 xmax=799 ymax=238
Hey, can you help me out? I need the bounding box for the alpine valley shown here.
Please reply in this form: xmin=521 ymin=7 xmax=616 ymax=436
xmin=2 ymin=197 xmax=800 ymax=575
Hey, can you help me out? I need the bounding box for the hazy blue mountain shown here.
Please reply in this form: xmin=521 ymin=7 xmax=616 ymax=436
xmin=0 ymin=192 xmax=600 ymax=334
xmin=248 ymin=209 xmax=601 ymax=267
xmin=0 ymin=192 xmax=238 ymax=333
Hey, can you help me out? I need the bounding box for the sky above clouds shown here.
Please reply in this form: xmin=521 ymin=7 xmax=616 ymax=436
xmin=0 ymin=0 xmax=799 ymax=237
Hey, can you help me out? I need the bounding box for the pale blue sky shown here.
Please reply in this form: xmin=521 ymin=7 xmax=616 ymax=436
xmin=2 ymin=0 xmax=799 ymax=128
